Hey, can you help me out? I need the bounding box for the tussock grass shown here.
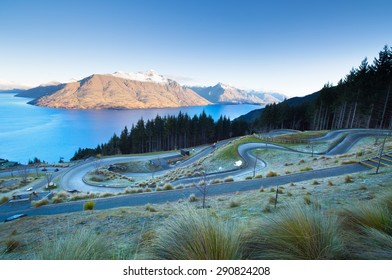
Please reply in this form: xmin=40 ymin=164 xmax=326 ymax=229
xmin=229 ymin=200 xmax=240 ymax=208
xmin=36 ymin=229 xmax=112 ymax=260
xmin=5 ymin=239 xmax=21 ymax=253
xmin=344 ymin=175 xmax=354 ymax=184
xmin=0 ymin=196 xmax=9 ymax=205
xmin=83 ymin=200 xmax=95 ymax=211
xmin=189 ymin=194 xmax=198 ymax=202
xmin=145 ymin=203 xmax=157 ymax=212
xmin=150 ymin=206 xmax=244 ymax=260
xmin=224 ymin=176 xmax=234 ymax=182
xmin=32 ymin=198 xmax=49 ymax=208
xmin=243 ymin=205 xmax=346 ymax=259
xmin=345 ymin=227 xmax=392 ymax=259
xmin=340 ymin=203 xmax=392 ymax=235
xmin=266 ymin=171 xmax=278 ymax=177
xmin=163 ymin=183 xmax=174 ymax=191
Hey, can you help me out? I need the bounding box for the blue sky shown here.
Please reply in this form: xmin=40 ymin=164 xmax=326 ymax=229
xmin=1 ymin=0 xmax=391 ymax=97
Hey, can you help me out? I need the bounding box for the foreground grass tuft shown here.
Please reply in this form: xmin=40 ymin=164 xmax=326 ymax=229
xmin=36 ymin=229 xmax=112 ymax=260
xmin=243 ymin=205 xmax=346 ymax=259
xmin=150 ymin=206 xmax=244 ymax=259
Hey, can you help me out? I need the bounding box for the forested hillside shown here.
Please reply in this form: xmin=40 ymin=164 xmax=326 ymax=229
xmin=257 ymin=46 xmax=392 ymax=131
xmin=71 ymin=111 xmax=249 ymax=160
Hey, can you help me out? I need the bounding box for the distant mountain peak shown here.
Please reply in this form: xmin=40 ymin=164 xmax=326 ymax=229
xmin=111 ymin=70 xmax=171 ymax=84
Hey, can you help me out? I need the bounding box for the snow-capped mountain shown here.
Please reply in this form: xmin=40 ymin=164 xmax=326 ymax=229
xmin=111 ymin=70 xmax=172 ymax=84
xmin=189 ymin=83 xmax=286 ymax=105
xmin=23 ymin=71 xmax=210 ymax=109
xmin=0 ymin=79 xmax=32 ymax=90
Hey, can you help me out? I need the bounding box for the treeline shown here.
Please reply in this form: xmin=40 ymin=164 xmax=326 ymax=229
xmin=71 ymin=111 xmax=249 ymax=160
xmin=257 ymin=45 xmax=392 ymax=131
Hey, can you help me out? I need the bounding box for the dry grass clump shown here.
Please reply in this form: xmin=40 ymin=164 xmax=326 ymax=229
xmin=229 ymin=200 xmax=240 ymax=208
xmin=224 ymin=176 xmax=234 ymax=182
xmin=300 ymin=167 xmax=313 ymax=172
xmin=83 ymin=200 xmax=95 ymax=211
xmin=344 ymin=175 xmax=354 ymax=184
xmin=189 ymin=194 xmax=198 ymax=202
xmin=32 ymin=198 xmax=49 ymax=208
xmin=266 ymin=171 xmax=278 ymax=177
xmin=163 ymin=183 xmax=174 ymax=191
xmin=210 ymin=179 xmax=222 ymax=184
xmin=150 ymin=206 xmax=244 ymax=260
xmin=243 ymin=205 xmax=346 ymax=259
xmin=36 ymin=229 xmax=112 ymax=259
xmin=340 ymin=194 xmax=392 ymax=259
xmin=0 ymin=196 xmax=9 ymax=205
xmin=5 ymin=239 xmax=21 ymax=253
xmin=145 ymin=203 xmax=157 ymax=212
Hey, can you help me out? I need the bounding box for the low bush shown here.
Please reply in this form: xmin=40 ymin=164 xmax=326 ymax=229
xmin=189 ymin=194 xmax=198 ymax=202
xmin=5 ymin=239 xmax=21 ymax=253
xmin=0 ymin=196 xmax=9 ymax=205
xmin=344 ymin=175 xmax=354 ymax=184
xmin=210 ymin=179 xmax=222 ymax=184
xmin=224 ymin=176 xmax=234 ymax=182
xmin=163 ymin=183 xmax=174 ymax=191
xmin=145 ymin=203 xmax=157 ymax=212
xmin=266 ymin=171 xmax=278 ymax=177
xmin=229 ymin=200 xmax=240 ymax=208
xmin=32 ymin=198 xmax=49 ymax=208
xmin=300 ymin=167 xmax=313 ymax=172
xmin=83 ymin=200 xmax=95 ymax=211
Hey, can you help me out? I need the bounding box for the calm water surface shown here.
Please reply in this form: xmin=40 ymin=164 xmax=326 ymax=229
xmin=0 ymin=93 xmax=262 ymax=163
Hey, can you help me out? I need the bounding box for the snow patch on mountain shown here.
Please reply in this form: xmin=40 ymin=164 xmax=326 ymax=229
xmin=111 ymin=70 xmax=171 ymax=84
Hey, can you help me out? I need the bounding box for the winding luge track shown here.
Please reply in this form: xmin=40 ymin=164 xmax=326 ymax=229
xmin=0 ymin=129 xmax=390 ymax=220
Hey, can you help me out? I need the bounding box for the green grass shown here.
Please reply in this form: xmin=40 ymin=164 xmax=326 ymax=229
xmin=83 ymin=200 xmax=95 ymax=211
xmin=150 ymin=206 xmax=244 ymax=260
xmin=214 ymin=135 xmax=264 ymax=161
xmin=36 ymin=229 xmax=112 ymax=259
xmin=243 ymin=205 xmax=346 ymax=259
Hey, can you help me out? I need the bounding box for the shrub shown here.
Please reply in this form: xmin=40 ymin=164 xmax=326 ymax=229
xmin=266 ymin=171 xmax=278 ymax=177
xmin=150 ymin=206 xmax=244 ymax=259
xmin=189 ymin=194 xmax=198 ymax=202
xmin=163 ymin=183 xmax=174 ymax=190
xmin=312 ymin=180 xmax=320 ymax=185
xmin=37 ymin=229 xmax=111 ymax=259
xmin=304 ymin=196 xmax=311 ymax=205
xmin=32 ymin=198 xmax=49 ymax=207
xmin=83 ymin=200 xmax=95 ymax=211
xmin=243 ymin=205 xmax=346 ymax=259
xmin=328 ymin=180 xmax=334 ymax=186
xmin=269 ymin=196 xmax=276 ymax=205
xmin=145 ymin=187 xmax=152 ymax=192
xmin=5 ymin=239 xmax=21 ymax=253
xmin=300 ymin=167 xmax=313 ymax=172
xmin=262 ymin=204 xmax=271 ymax=213
xmin=90 ymin=176 xmax=103 ymax=182
xmin=245 ymin=176 xmax=253 ymax=180
xmin=210 ymin=179 xmax=222 ymax=184
xmin=0 ymin=196 xmax=9 ymax=205
xmin=224 ymin=176 xmax=234 ymax=182
xmin=156 ymin=187 xmax=163 ymax=192
xmin=259 ymin=188 xmax=264 ymax=192
xmin=358 ymin=185 xmax=367 ymax=190
xmin=229 ymin=200 xmax=240 ymax=208
xmin=277 ymin=189 xmax=284 ymax=194
xmin=270 ymin=187 xmax=275 ymax=192
xmin=145 ymin=203 xmax=157 ymax=212
xmin=254 ymin=174 xmax=263 ymax=179
xmin=344 ymin=175 xmax=353 ymax=183
xmin=287 ymin=192 xmax=293 ymax=197
xmin=175 ymin=184 xmax=184 ymax=189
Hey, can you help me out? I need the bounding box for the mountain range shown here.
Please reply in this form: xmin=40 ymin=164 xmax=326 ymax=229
xmin=8 ymin=70 xmax=285 ymax=109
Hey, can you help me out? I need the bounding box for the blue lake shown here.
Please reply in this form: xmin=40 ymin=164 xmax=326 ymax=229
xmin=0 ymin=93 xmax=262 ymax=163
